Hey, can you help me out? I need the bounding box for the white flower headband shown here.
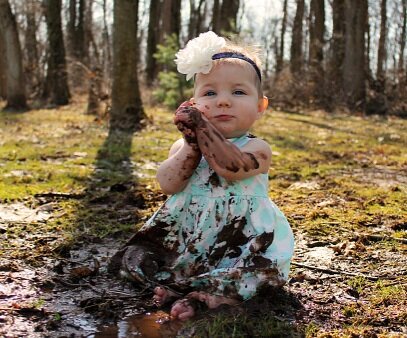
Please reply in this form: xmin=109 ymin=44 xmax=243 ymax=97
xmin=175 ymin=31 xmax=261 ymax=82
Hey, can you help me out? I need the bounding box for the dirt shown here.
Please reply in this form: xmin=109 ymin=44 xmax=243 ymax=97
xmin=1 ymin=106 xmax=406 ymax=337
xmin=1 ymin=198 xmax=406 ymax=337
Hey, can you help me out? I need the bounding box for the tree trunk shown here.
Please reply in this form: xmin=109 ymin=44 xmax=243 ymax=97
xmin=326 ymin=0 xmax=345 ymax=108
xmin=308 ymin=0 xmax=325 ymax=100
xmin=0 ymin=27 xmax=7 ymax=99
xmin=399 ymin=0 xmax=406 ymax=72
xmin=67 ymin=0 xmax=76 ymax=56
xmin=111 ymin=0 xmax=145 ymax=131
xmin=276 ymin=0 xmax=288 ymax=73
xmin=43 ymin=0 xmax=70 ymax=106
xmin=343 ymin=0 xmax=367 ymax=110
xmin=25 ymin=0 xmax=40 ymax=97
xmin=87 ymin=66 xmax=103 ymax=116
xmin=145 ymin=0 xmax=161 ymax=86
xmin=219 ymin=0 xmax=240 ymax=36
xmin=160 ymin=0 xmax=181 ymax=43
xmin=102 ymin=0 xmax=112 ymax=90
xmin=290 ymin=0 xmax=305 ymax=75
xmin=188 ymin=0 xmax=205 ymax=40
xmin=67 ymin=0 xmax=87 ymax=62
xmin=0 ymin=0 xmax=27 ymax=110
xmin=212 ymin=0 xmax=221 ymax=34
xmin=377 ymin=0 xmax=387 ymax=80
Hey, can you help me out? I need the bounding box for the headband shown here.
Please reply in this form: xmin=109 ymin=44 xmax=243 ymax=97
xmin=212 ymin=52 xmax=262 ymax=81
xmin=175 ymin=31 xmax=262 ymax=82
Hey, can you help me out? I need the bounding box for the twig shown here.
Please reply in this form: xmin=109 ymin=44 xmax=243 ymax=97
xmin=53 ymin=277 xmax=147 ymax=298
xmin=291 ymin=262 xmax=379 ymax=281
xmin=361 ymin=234 xmax=407 ymax=244
xmin=34 ymin=192 xmax=85 ymax=199
xmin=53 ymin=277 xmax=102 ymax=293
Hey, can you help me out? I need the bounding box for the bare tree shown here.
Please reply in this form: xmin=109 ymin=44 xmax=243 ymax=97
xmin=326 ymin=0 xmax=345 ymax=107
xmin=0 ymin=0 xmax=27 ymax=110
xmin=43 ymin=0 xmax=70 ymax=106
xmin=145 ymin=0 xmax=161 ymax=86
xmin=24 ymin=0 xmax=40 ymax=97
xmin=276 ymin=0 xmax=288 ymax=73
xmin=219 ymin=0 xmax=240 ymax=36
xmin=290 ymin=0 xmax=305 ymax=75
xmin=399 ymin=0 xmax=406 ymax=73
xmin=0 ymin=31 xmax=6 ymax=99
xmin=188 ymin=0 xmax=206 ymax=40
xmin=67 ymin=0 xmax=87 ymax=62
xmin=160 ymin=0 xmax=181 ymax=43
xmin=101 ymin=0 xmax=112 ymax=89
xmin=377 ymin=0 xmax=387 ymax=80
xmin=111 ymin=0 xmax=145 ymax=131
xmin=212 ymin=0 xmax=221 ymax=34
xmin=308 ymin=0 xmax=325 ymax=101
xmin=343 ymin=0 xmax=367 ymax=110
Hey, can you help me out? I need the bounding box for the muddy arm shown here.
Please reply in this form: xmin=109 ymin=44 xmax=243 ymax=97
xmin=172 ymin=102 xmax=270 ymax=181
xmin=194 ymin=118 xmax=271 ymax=182
xmin=156 ymin=139 xmax=201 ymax=195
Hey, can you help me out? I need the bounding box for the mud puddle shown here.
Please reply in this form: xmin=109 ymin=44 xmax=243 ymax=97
xmin=93 ymin=311 xmax=182 ymax=338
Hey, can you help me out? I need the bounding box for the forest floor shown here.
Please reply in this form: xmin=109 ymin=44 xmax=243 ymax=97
xmin=0 ymin=98 xmax=406 ymax=338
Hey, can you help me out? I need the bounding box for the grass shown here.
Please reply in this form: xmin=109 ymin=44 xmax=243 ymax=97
xmin=1 ymin=99 xmax=406 ymax=336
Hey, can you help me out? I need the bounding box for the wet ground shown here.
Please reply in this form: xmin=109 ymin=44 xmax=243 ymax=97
xmin=1 ymin=219 xmax=406 ymax=337
xmin=1 ymin=153 xmax=406 ymax=337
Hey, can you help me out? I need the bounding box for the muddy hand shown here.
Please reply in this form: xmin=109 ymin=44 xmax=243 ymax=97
xmin=195 ymin=120 xmax=259 ymax=173
xmin=174 ymin=101 xmax=205 ymax=148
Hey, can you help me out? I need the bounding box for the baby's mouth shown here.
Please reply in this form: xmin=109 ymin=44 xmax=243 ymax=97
xmin=214 ymin=114 xmax=234 ymax=121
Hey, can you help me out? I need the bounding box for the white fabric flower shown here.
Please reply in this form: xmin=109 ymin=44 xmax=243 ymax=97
xmin=175 ymin=31 xmax=226 ymax=81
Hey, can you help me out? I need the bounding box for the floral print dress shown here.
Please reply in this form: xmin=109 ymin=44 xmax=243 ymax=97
xmin=113 ymin=134 xmax=295 ymax=301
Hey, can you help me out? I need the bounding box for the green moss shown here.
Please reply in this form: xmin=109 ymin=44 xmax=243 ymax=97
xmin=184 ymin=312 xmax=301 ymax=337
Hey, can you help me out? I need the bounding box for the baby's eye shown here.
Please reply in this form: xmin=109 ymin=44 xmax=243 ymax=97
xmin=204 ymin=90 xmax=216 ymax=96
xmin=233 ymin=90 xmax=246 ymax=95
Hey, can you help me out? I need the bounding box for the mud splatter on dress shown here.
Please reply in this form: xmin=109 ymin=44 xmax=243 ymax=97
xmin=113 ymin=134 xmax=294 ymax=301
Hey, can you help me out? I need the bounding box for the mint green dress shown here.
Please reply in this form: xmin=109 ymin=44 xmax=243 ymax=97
xmin=123 ymin=134 xmax=294 ymax=301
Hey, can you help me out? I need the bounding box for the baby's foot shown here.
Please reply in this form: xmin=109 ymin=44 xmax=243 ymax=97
xmin=153 ymin=286 xmax=181 ymax=306
xmin=170 ymin=298 xmax=196 ymax=321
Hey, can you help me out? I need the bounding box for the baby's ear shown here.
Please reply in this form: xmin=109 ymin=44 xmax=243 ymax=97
xmin=258 ymin=96 xmax=269 ymax=113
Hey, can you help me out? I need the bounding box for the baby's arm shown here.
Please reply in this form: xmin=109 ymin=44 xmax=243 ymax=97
xmin=195 ymin=120 xmax=271 ymax=182
xmin=156 ymin=139 xmax=201 ymax=195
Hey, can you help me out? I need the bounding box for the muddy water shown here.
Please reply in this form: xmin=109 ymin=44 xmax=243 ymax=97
xmin=93 ymin=311 xmax=183 ymax=338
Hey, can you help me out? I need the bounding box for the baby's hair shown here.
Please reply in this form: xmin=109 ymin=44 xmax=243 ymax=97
xmin=219 ymin=39 xmax=263 ymax=97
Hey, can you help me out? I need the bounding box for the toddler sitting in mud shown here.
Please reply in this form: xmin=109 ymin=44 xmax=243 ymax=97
xmin=109 ymin=31 xmax=294 ymax=321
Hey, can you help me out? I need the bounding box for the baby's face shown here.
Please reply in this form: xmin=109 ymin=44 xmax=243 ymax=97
xmin=192 ymin=63 xmax=267 ymax=139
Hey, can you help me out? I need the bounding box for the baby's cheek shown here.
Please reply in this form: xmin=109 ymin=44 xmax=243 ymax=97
xmin=195 ymin=103 xmax=211 ymax=118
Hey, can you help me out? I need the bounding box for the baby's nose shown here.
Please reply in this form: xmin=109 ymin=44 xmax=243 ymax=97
xmin=216 ymin=95 xmax=231 ymax=107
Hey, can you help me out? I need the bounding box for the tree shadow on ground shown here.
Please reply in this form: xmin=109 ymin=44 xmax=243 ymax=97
xmin=69 ymin=126 xmax=146 ymax=243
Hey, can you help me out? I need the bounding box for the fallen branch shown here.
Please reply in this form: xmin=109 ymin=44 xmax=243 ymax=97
xmin=361 ymin=234 xmax=407 ymax=244
xmin=34 ymin=192 xmax=85 ymax=199
xmin=53 ymin=277 xmax=148 ymax=299
xmin=291 ymin=262 xmax=379 ymax=281
xmin=53 ymin=277 xmax=102 ymax=293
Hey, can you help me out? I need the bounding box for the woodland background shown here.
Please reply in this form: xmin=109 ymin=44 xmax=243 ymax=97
xmin=0 ymin=0 xmax=406 ymax=127
xmin=0 ymin=1 xmax=406 ymax=337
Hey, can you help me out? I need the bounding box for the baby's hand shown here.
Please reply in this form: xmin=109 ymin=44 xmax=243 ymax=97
xmin=174 ymin=101 xmax=204 ymax=148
